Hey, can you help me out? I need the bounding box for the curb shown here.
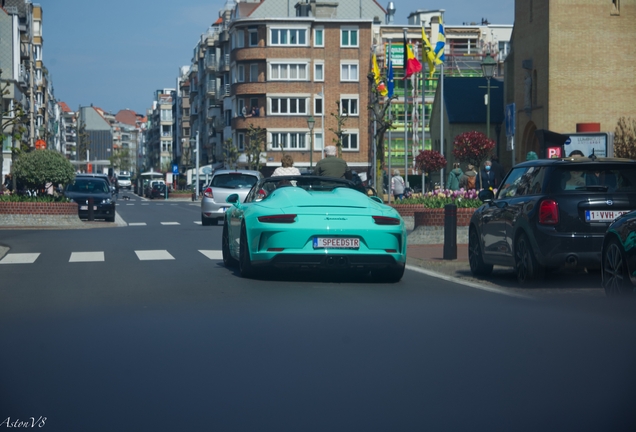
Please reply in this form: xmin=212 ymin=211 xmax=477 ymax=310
xmin=0 ymin=245 xmax=8 ymax=261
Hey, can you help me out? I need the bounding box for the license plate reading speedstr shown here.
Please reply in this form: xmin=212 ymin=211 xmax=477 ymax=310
xmin=313 ymin=237 xmax=360 ymax=249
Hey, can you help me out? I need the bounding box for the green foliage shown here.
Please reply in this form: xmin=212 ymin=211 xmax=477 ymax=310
xmin=13 ymin=149 xmax=76 ymax=191
xmin=452 ymin=131 xmax=496 ymax=167
xmin=245 ymin=124 xmax=266 ymax=171
xmin=614 ymin=117 xmax=636 ymax=159
xmin=223 ymin=138 xmax=238 ymax=169
xmin=395 ymin=188 xmax=482 ymax=208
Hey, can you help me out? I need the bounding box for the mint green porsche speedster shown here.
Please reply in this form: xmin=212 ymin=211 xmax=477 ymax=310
xmin=221 ymin=176 xmax=407 ymax=282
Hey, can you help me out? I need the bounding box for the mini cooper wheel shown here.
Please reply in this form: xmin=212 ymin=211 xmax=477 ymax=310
xmin=222 ymin=221 xmax=238 ymax=268
xmin=239 ymin=223 xmax=256 ymax=278
xmin=514 ymin=233 xmax=544 ymax=284
xmin=469 ymin=228 xmax=493 ymax=276
xmin=602 ymin=238 xmax=632 ymax=296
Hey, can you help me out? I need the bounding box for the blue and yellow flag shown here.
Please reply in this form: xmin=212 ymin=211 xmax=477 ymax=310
xmin=434 ymin=18 xmax=446 ymax=63
xmin=372 ymin=53 xmax=388 ymax=96
xmin=422 ymin=26 xmax=441 ymax=78
xmin=387 ymin=58 xmax=394 ymax=97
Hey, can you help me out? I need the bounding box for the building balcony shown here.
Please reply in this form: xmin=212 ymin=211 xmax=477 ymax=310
xmin=205 ymin=81 xmax=217 ymax=97
xmin=232 ymin=115 xmax=267 ymax=129
xmin=205 ymin=54 xmax=218 ymax=71
xmin=233 ymin=82 xmax=266 ymax=97
xmin=233 ymin=47 xmax=268 ymax=62
xmin=220 ymin=29 xmax=229 ymax=42
xmin=219 ymin=54 xmax=230 ymax=72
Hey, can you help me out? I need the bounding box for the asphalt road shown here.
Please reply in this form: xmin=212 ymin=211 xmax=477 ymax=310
xmin=1 ymin=195 xmax=635 ymax=432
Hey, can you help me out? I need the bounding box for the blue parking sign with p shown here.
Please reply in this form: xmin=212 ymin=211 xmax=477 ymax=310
xmin=172 ymin=164 xmax=179 ymax=175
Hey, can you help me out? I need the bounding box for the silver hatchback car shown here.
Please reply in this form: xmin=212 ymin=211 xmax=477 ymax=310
xmin=200 ymin=169 xmax=263 ymax=226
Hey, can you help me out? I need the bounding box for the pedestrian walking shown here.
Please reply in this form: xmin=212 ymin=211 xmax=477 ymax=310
xmin=446 ymin=162 xmax=463 ymax=191
xmin=391 ymin=169 xmax=405 ymax=200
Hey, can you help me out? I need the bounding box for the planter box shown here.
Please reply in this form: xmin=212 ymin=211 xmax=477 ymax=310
xmin=0 ymin=202 xmax=83 ymax=227
xmin=389 ymin=204 xmax=475 ymax=227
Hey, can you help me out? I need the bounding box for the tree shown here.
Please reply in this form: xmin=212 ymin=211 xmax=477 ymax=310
xmin=245 ymin=124 xmax=266 ymax=171
xmin=223 ymin=137 xmax=238 ymax=170
xmin=76 ymin=121 xmax=90 ymax=171
xmin=367 ymin=68 xmax=397 ymax=193
xmin=414 ymin=150 xmax=447 ymax=184
xmin=329 ymin=101 xmax=348 ymax=157
xmin=614 ymin=117 xmax=636 ymax=159
xmin=13 ymin=149 xmax=75 ymax=192
xmin=452 ymin=131 xmax=495 ymax=189
xmin=0 ymin=68 xmax=29 ymax=193
xmin=109 ymin=148 xmax=132 ymax=173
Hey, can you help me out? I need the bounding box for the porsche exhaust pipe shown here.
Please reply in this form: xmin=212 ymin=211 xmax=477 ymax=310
xmin=565 ymin=254 xmax=578 ymax=268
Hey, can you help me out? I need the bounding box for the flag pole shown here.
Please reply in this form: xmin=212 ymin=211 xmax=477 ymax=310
xmin=421 ymin=26 xmax=426 ymax=193
xmin=440 ymin=63 xmax=444 ymax=190
xmin=387 ymin=46 xmax=392 ymax=205
xmin=403 ymin=28 xmax=409 ymax=189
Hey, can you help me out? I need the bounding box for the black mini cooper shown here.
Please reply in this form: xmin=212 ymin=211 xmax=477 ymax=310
xmin=468 ymin=157 xmax=636 ymax=284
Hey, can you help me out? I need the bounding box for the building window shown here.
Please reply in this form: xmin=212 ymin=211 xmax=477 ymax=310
xmin=236 ymin=30 xmax=245 ymax=48
xmin=249 ymin=28 xmax=258 ymax=46
xmin=183 ymin=108 xmax=190 ymax=117
xmin=270 ymin=28 xmax=307 ymax=46
xmin=237 ymin=133 xmax=245 ymax=151
xmin=250 ymin=64 xmax=258 ymax=82
xmin=270 ymin=97 xmax=308 ymax=115
xmin=314 ymin=63 xmax=324 ymax=81
xmin=314 ymin=132 xmax=323 ymax=151
xmin=341 ymin=62 xmax=359 ymax=81
xmin=341 ymin=131 xmax=358 ymax=150
xmin=161 ymin=109 xmax=172 ymax=121
xmin=341 ymin=28 xmax=358 ymax=47
xmin=238 ymin=99 xmax=246 ymax=117
xmin=237 ymin=65 xmax=245 ymax=82
xmin=340 ymin=97 xmax=359 ymax=116
xmin=314 ymin=96 xmax=323 ymax=116
xmin=270 ymin=132 xmax=307 ymax=150
xmin=314 ymin=28 xmax=324 ymax=47
xmin=183 ymin=127 xmax=190 ymax=137
xmin=269 ymin=63 xmax=308 ymax=81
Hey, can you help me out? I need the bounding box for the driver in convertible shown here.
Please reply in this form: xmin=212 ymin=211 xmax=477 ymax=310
xmin=314 ymin=146 xmax=352 ymax=180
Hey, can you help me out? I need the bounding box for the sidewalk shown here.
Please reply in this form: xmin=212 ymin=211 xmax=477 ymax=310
xmin=407 ymin=243 xmax=472 ymax=279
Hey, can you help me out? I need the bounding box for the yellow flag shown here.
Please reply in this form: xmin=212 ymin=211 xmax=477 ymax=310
xmin=422 ymin=27 xmax=441 ymax=78
xmin=372 ymin=53 xmax=388 ymax=96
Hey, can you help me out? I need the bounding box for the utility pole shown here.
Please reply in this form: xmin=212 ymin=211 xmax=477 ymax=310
xmin=195 ymin=131 xmax=200 ymax=200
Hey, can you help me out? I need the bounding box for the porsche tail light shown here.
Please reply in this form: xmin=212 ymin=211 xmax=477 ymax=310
xmin=539 ymin=200 xmax=559 ymax=225
xmin=203 ymin=187 xmax=213 ymax=199
xmin=258 ymin=214 xmax=297 ymax=223
xmin=256 ymin=189 xmax=268 ymax=200
xmin=372 ymin=216 xmax=401 ymax=225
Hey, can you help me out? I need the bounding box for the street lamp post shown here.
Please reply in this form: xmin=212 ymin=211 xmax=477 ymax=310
xmin=481 ymin=53 xmax=497 ymax=140
xmin=307 ymin=115 xmax=315 ymax=170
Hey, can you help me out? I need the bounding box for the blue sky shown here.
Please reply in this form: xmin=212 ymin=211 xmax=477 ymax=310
xmin=42 ymin=0 xmax=514 ymax=116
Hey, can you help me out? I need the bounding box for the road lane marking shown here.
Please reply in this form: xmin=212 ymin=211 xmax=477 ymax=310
xmin=199 ymin=250 xmax=222 ymax=260
xmin=135 ymin=250 xmax=175 ymax=261
xmin=69 ymin=252 xmax=105 ymax=262
xmin=126 ymin=204 xmax=135 ymax=206
xmin=128 ymin=222 xmax=147 ymax=226
xmin=194 ymin=221 xmax=202 ymax=225
xmin=141 ymin=203 xmax=150 ymax=206
xmin=0 ymin=253 xmax=41 ymax=264
xmin=405 ymin=265 xmax=532 ymax=299
xmin=161 ymin=222 xmax=180 ymax=225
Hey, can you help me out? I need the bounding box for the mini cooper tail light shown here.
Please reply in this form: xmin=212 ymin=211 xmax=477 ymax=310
xmin=258 ymin=214 xmax=297 ymax=223
xmin=539 ymin=200 xmax=559 ymax=225
xmin=372 ymin=216 xmax=401 ymax=225
xmin=203 ymin=187 xmax=214 ymax=199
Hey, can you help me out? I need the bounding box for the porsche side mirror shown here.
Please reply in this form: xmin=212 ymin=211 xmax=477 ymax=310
xmin=227 ymin=194 xmax=240 ymax=206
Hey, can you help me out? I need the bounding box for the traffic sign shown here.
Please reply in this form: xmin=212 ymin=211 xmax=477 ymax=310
xmin=505 ymin=104 xmax=515 ymax=137
xmin=172 ymin=164 xmax=179 ymax=175
xmin=201 ymin=166 xmax=213 ymax=175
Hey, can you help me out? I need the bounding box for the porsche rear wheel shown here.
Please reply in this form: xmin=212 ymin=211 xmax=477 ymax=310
xmin=372 ymin=263 xmax=405 ymax=283
xmin=222 ymin=221 xmax=238 ymax=268
xmin=239 ymin=223 xmax=256 ymax=278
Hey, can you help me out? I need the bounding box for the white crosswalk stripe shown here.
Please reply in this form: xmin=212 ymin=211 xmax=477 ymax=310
xmin=0 ymin=250 xmax=223 ymax=264
xmin=160 ymin=222 xmax=180 ymax=225
xmin=194 ymin=221 xmax=202 ymax=225
xmin=128 ymin=222 xmax=147 ymax=226
xmin=69 ymin=252 xmax=105 ymax=263
xmin=135 ymin=250 xmax=175 ymax=261
xmin=199 ymin=250 xmax=222 ymax=260
xmin=0 ymin=253 xmax=40 ymax=264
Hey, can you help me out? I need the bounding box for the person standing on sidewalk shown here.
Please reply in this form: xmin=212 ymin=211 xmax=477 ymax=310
xmin=391 ymin=169 xmax=405 ymax=200
xmin=446 ymin=163 xmax=463 ymax=191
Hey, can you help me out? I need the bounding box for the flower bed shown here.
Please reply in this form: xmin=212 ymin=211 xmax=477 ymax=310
xmin=389 ymin=188 xmax=481 ymax=227
xmin=0 ymin=202 xmax=83 ymax=227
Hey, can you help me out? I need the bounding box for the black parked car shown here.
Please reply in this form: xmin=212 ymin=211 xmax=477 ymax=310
xmin=64 ymin=177 xmax=116 ymax=222
xmin=601 ymin=210 xmax=636 ymax=296
xmin=468 ymin=157 xmax=636 ymax=284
